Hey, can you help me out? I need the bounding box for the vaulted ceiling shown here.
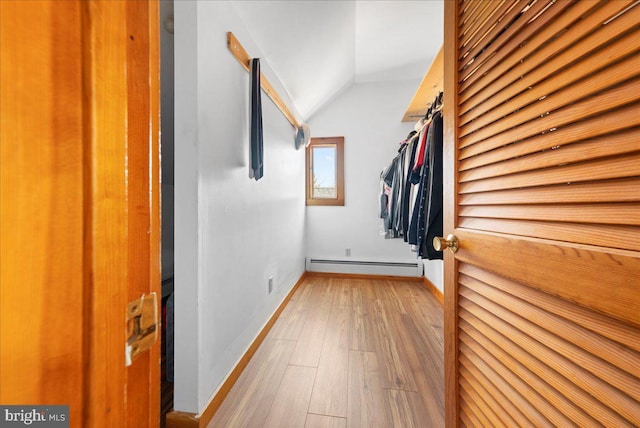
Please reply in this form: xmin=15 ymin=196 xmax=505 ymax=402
xmin=231 ymin=0 xmax=443 ymax=121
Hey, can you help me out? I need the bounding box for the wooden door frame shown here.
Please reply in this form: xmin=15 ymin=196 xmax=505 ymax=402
xmin=83 ymin=1 xmax=161 ymax=425
xmin=0 ymin=1 xmax=160 ymax=426
xmin=442 ymin=1 xmax=460 ymax=426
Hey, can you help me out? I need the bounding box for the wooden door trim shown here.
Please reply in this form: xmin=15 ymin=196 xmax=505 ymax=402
xmin=82 ymin=1 xmax=129 ymax=423
xmin=443 ymin=0 xmax=460 ymax=426
xmin=82 ymin=0 xmax=160 ymax=425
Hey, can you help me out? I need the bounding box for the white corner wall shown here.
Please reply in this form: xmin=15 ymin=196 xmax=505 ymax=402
xmin=307 ymin=81 xmax=444 ymax=292
xmin=174 ymin=1 xmax=306 ymax=414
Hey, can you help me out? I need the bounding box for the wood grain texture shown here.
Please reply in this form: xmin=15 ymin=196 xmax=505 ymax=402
xmin=460 ymin=27 xmax=640 ymax=129
xmin=82 ymin=1 xmax=130 ymax=425
xmin=147 ymin=1 xmax=162 ymax=425
xmin=226 ymin=32 xmax=301 ymax=129
xmin=125 ymin=1 xmax=161 ymax=426
xmin=206 ymin=275 xmax=444 ymax=428
xmin=459 ymin=263 xmax=640 ymax=353
xmin=402 ymin=46 xmax=443 ymax=122
xmin=208 ymin=339 xmax=296 ymax=428
xmin=460 ymin=77 xmax=640 ymax=151
xmin=347 ymin=351 xmax=390 ymax=427
xmin=0 ymin=1 xmax=84 ymax=424
xmin=459 ymin=354 xmax=534 ymax=428
xmin=168 ymin=273 xmax=308 ymax=428
xmin=450 ymin=1 xmax=640 ymax=426
xmin=460 ymin=103 xmax=640 ymax=171
xmin=459 ymin=1 xmax=633 ymax=96
xmin=455 ymin=230 xmax=640 ymax=327
xmin=460 ymin=314 xmax=632 ymax=427
xmin=460 ymin=51 xmax=640 ymax=141
xmin=443 ymin=0 xmax=460 ymax=426
xmin=459 ymin=0 xmax=516 ymax=64
xmin=460 ymin=273 xmax=640 ymax=380
xmin=458 ymin=0 xmax=555 ymax=78
xmin=371 ymin=286 xmax=418 ymax=391
xmin=308 ymin=307 xmax=350 ymax=417
xmin=3 ymin=1 xmax=159 ymax=425
xmin=460 ymin=128 xmax=640 ymax=182
xmin=459 ymin=366 xmax=518 ymax=428
xmin=460 ymin=152 xmax=640 ymax=194
xmin=458 ymin=0 xmax=600 ymax=112
xmin=457 ymin=2 xmax=546 ymax=74
xmin=289 ymin=285 xmax=331 ymax=367
xmin=458 ymin=218 xmax=640 ymax=253
xmin=459 ymin=177 xmax=640 ymax=205
xmin=349 ymin=283 xmax=378 ymax=352
xmin=460 ymin=203 xmax=640 ymax=226
xmin=263 ymin=365 xmax=317 ymax=428
xmin=459 ymin=294 xmax=640 ymax=423
xmin=460 ymin=0 xmax=524 ymax=60
xmin=305 ymin=414 xmax=347 ymax=428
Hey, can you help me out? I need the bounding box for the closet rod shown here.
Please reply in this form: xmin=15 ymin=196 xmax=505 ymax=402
xmin=227 ymin=32 xmax=302 ymax=130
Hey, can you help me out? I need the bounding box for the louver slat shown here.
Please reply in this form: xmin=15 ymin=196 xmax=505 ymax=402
xmin=451 ymin=1 xmax=640 ymax=425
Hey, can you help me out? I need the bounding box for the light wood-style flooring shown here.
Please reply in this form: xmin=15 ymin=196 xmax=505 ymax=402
xmin=208 ymin=274 xmax=444 ymax=428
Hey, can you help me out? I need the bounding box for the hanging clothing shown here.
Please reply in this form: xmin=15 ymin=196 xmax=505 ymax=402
xmin=250 ymin=58 xmax=264 ymax=180
xmin=402 ymin=137 xmax=419 ymax=242
xmin=418 ymin=110 xmax=443 ymax=260
xmin=380 ymin=137 xmax=415 ymax=239
xmin=407 ymin=121 xmax=432 ymax=248
xmin=379 ymin=91 xmax=443 ymax=260
xmin=412 ymin=120 xmax=430 ymax=172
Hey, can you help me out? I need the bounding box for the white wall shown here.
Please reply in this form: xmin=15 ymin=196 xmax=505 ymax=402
xmin=307 ymin=81 xmax=444 ymax=292
xmin=174 ymin=1 xmax=306 ymax=414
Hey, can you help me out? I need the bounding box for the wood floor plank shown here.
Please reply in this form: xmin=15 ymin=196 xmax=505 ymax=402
xmin=263 ymin=365 xmax=317 ymax=428
xmin=269 ymin=301 xmax=309 ymax=341
xmin=207 ymin=276 xmax=444 ymax=428
xmin=396 ymin=313 xmax=445 ymax=425
xmin=329 ymin=278 xmax=352 ymax=308
xmin=308 ymin=307 xmax=350 ymax=417
xmin=347 ymin=350 xmax=391 ymax=428
xmin=371 ymin=293 xmax=418 ymax=391
xmin=290 ymin=318 xmax=328 ymax=367
xmin=305 ymin=413 xmax=347 ymax=428
xmin=350 ymin=283 xmax=377 ymax=352
xmin=290 ymin=282 xmax=332 ymax=367
xmin=384 ymin=388 xmax=435 ymax=428
xmin=208 ymin=339 xmax=296 ymax=427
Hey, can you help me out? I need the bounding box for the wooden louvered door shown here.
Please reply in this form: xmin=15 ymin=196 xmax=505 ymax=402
xmin=442 ymin=1 xmax=640 ymax=426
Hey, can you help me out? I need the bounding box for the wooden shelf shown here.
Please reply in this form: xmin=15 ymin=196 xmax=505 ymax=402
xmin=402 ymin=45 xmax=443 ymax=122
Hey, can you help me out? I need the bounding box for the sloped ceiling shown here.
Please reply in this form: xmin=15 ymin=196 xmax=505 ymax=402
xmin=231 ymin=0 xmax=443 ymax=121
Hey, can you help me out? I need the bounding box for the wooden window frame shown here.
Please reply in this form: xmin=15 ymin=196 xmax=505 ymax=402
xmin=305 ymin=136 xmax=344 ymax=206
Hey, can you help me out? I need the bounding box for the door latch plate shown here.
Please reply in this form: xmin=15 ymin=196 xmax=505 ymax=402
xmin=126 ymin=292 xmax=158 ymax=366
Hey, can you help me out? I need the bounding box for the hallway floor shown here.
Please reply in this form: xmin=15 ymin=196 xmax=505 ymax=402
xmin=208 ymin=275 xmax=445 ymax=428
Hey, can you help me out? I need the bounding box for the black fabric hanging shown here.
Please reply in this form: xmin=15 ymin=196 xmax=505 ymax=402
xmin=419 ymin=110 xmax=443 ymax=260
xmin=250 ymin=58 xmax=264 ymax=180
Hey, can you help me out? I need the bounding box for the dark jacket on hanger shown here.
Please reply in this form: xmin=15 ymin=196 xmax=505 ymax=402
xmin=419 ymin=110 xmax=443 ymax=260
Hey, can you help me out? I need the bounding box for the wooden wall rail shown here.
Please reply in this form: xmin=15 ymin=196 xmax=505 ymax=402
xmin=227 ymin=32 xmax=301 ymax=129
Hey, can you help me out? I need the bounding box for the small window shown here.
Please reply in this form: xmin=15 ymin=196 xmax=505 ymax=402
xmin=305 ymin=137 xmax=344 ymax=206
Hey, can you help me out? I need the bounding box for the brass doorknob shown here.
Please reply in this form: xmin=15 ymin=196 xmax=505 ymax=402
xmin=433 ymin=234 xmax=459 ymax=253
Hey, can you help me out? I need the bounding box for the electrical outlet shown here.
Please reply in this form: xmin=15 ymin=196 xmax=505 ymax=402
xmin=268 ymin=276 xmax=274 ymax=294
xmin=345 ymin=248 xmax=351 ymax=256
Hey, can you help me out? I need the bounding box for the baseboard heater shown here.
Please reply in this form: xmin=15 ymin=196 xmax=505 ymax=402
xmin=306 ymin=258 xmax=423 ymax=277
